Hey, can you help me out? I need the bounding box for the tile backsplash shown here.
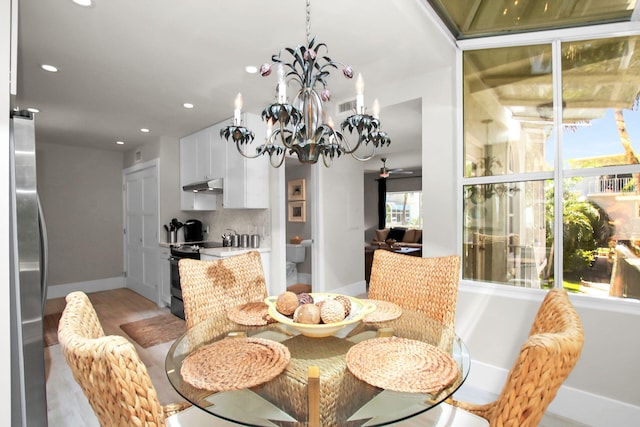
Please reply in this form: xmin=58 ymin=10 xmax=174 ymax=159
xmin=197 ymin=204 xmax=271 ymax=248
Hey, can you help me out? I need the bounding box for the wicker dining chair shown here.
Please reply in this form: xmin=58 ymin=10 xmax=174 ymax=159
xmin=368 ymin=250 xmax=461 ymax=329
xmin=178 ymin=251 xmax=269 ymax=329
xmin=57 ymin=291 xmax=232 ymax=427
xmin=452 ymin=288 xmax=584 ymax=426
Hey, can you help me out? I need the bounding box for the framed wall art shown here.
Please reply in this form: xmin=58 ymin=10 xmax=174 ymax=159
xmin=287 ymin=179 xmax=306 ymax=201
xmin=288 ymin=201 xmax=306 ymax=222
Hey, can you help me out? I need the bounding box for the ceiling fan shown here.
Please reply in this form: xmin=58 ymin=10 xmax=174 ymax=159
xmin=379 ymin=158 xmax=412 ymax=178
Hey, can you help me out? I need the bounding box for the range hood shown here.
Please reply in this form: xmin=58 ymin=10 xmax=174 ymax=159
xmin=182 ymin=178 xmax=223 ymax=194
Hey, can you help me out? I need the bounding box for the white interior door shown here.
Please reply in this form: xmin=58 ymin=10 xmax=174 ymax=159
xmin=123 ymin=160 xmax=159 ymax=304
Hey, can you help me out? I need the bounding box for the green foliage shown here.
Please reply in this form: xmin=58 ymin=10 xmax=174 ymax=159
xmin=545 ymin=181 xmax=615 ymax=274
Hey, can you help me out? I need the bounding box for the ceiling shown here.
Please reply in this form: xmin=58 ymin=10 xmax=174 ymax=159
xmin=13 ymin=0 xmax=445 ymax=172
xmin=14 ymin=1 xmax=640 ymax=174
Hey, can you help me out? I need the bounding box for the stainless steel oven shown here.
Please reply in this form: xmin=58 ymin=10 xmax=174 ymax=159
xmin=169 ymin=245 xmax=200 ymax=319
xmin=169 ymin=242 xmax=222 ymax=319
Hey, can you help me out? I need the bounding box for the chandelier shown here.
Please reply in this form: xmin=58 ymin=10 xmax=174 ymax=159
xmin=220 ymin=0 xmax=390 ymax=168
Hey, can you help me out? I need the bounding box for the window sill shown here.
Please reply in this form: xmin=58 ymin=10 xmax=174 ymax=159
xmin=459 ymin=280 xmax=640 ymax=315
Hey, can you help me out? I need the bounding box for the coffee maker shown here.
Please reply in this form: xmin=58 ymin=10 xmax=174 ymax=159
xmin=183 ymin=219 xmax=203 ymax=242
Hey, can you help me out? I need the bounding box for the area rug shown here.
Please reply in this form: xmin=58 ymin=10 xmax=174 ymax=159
xmin=43 ymin=312 xmax=63 ymax=347
xmin=120 ymin=314 xmax=186 ymax=348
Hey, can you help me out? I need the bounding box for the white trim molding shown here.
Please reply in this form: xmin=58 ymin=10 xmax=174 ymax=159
xmin=46 ymin=276 xmax=124 ymax=299
xmin=332 ymin=280 xmax=367 ymax=298
xmin=464 ymin=360 xmax=640 ymax=427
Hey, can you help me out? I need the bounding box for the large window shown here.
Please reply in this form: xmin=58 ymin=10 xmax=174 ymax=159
xmin=386 ymin=191 xmax=423 ymax=228
xmin=462 ymin=35 xmax=640 ymax=301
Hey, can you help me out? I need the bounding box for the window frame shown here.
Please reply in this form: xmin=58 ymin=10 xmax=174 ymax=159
xmin=456 ymin=22 xmax=640 ymax=309
xmin=385 ymin=190 xmax=423 ymax=229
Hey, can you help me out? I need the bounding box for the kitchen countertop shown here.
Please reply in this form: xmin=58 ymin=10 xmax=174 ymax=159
xmin=200 ymin=246 xmax=270 ymax=258
xmin=158 ymin=240 xmax=224 ymax=248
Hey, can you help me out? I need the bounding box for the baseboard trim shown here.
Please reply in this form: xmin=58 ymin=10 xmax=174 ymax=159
xmin=464 ymin=360 xmax=640 ymax=426
xmin=46 ymin=277 xmax=124 ymax=299
xmin=332 ymin=280 xmax=367 ymax=297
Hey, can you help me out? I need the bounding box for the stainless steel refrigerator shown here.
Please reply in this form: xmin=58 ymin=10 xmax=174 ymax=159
xmin=9 ymin=110 xmax=49 ymax=426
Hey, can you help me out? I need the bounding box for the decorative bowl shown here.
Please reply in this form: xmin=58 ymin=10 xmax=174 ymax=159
xmin=264 ymin=293 xmax=376 ymax=338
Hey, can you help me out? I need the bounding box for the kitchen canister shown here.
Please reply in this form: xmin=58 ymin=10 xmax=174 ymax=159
xmin=250 ymin=234 xmax=260 ymax=248
xmin=241 ymin=234 xmax=250 ymax=248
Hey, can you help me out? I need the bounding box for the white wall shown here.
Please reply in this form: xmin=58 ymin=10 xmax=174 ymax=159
xmin=36 ymin=142 xmax=124 ymax=287
xmin=363 ymin=172 xmax=379 ymax=243
xmin=316 ymin=159 xmax=366 ymax=294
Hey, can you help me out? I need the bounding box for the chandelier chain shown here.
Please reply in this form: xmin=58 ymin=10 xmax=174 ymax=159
xmin=306 ymin=0 xmax=312 ymax=45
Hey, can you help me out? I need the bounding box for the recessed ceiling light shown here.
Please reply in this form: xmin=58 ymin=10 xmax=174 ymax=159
xmin=245 ymin=65 xmax=258 ymax=74
xmin=140 ymin=128 xmax=150 ymax=133
xmin=183 ymin=103 xmax=194 ymax=109
xmin=72 ymin=0 xmax=93 ymax=6
xmin=116 ymin=141 xmax=125 ymax=145
xmin=27 ymin=107 xmax=40 ymax=113
xmin=41 ymin=64 xmax=59 ymax=73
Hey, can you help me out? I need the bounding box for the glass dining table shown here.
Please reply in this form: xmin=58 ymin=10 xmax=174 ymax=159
xmin=165 ymin=304 xmax=470 ymax=427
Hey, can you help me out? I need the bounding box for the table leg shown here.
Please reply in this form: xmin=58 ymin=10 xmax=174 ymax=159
xmin=308 ymin=366 xmax=320 ymax=427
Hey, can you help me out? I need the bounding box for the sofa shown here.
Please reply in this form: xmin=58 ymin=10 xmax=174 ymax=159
xmin=371 ymin=227 xmax=423 ymax=248
xmin=365 ymin=227 xmax=423 ymax=287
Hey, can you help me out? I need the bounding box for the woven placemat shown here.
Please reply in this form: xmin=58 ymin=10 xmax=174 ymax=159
xmin=361 ymin=299 xmax=402 ymax=323
xmin=227 ymin=302 xmax=276 ymax=326
xmin=181 ymin=337 xmax=290 ymax=392
xmin=346 ymin=336 xmax=458 ymax=393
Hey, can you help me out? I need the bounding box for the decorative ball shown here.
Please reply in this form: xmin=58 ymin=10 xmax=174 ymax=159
xmin=276 ymin=291 xmax=299 ymax=316
xmin=297 ymin=293 xmax=314 ymax=305
xmin=334 ymin=295 xmax=352 ymax=317
xmin=293 ymin=304 xmax=321 ymax=324
xmin=320 ymin=299 xmax=346 ymax=324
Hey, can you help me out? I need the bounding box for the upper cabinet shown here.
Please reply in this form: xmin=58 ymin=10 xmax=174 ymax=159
xmin=224 ymin=113 xmax=270 ymax=209
xmin=180 ymin=113 xmax=269 ymax=211
xmin=180 ymin=128 xmax=217 ymax=211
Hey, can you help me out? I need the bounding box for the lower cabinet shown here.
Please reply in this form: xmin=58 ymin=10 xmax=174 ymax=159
xmin=159 ymin=247 xmax=171 ymax=307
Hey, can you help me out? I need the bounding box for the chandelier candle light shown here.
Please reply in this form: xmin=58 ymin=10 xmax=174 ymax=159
xmin=220 ymin=0 xmax=390 ymax=168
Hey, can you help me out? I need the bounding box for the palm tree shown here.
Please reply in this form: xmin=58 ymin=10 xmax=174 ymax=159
xmin=546 ymin=183 xmax=615 ymax=276
xmin=614 ymin=109 xmax=640 ymax=194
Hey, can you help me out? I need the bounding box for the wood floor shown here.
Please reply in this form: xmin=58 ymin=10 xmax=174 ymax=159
xmin=45 ymin=288 xmax=185 ymax=426
xmin=44 ymin=288 xmax=588 ymax=427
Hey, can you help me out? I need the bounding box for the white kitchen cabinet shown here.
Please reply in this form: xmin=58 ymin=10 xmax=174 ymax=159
xmin=195 ymin=129 xmax=211 ymax=181
xmin=223 ymin=113 xmax=270 ymax=209
xmin=180 ymin=113 xmax=269 ymax=210
xmin=180 ymin=128 xmax=217 ymax=210
xmin=158 ymin=247 xmax=171 ymax=307
xmin=208 ymin=121 xmax=226 ymax=175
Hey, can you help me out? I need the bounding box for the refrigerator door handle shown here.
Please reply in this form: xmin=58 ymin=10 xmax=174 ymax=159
xmin=37 ymin=194 xmax=48 ymax=311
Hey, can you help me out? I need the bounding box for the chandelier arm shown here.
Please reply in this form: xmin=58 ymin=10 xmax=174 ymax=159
xmin=275 ymin=123 xmax=295 ymax=149
xmin=235 ymin=141 xmax=263 ymax=159
xmin=336 ymin=133 xmax=364 ymax=155
xmin=349 ymin=145 xmax=377 ymax=162
xmin=270 ymin=151 xmax=286 ymax=168
xmin=321 ymin=152 xmax=333 ymax=168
